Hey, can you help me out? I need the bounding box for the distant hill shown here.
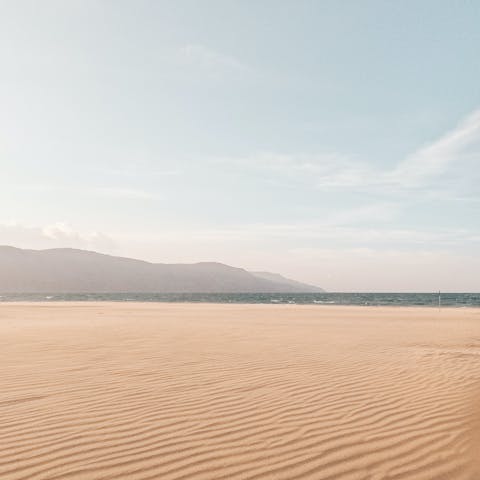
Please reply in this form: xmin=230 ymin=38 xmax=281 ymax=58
xmin=0 ymin=246 xmax=324 ymax=293
xmin=250 ymin=271 xmax=324 ymax=292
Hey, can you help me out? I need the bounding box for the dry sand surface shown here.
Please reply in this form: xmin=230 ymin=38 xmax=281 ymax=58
xmin=1 ymin=303 xmax=480 ymax=480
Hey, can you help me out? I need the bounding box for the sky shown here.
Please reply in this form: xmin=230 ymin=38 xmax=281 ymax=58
xmin=1 ymin=0 xmax=480 ymax=291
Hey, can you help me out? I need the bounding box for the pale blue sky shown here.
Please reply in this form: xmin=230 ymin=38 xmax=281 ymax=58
xmin=1 ymin=0 xmax=479 ymax=291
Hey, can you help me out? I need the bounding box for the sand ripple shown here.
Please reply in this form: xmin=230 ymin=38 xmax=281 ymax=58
xmin=1 ymin=303 xmax=480 ymax=480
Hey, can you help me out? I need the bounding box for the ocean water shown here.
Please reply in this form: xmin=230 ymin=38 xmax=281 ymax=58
xmin=0 ymin=292 xmax=479 ymax=307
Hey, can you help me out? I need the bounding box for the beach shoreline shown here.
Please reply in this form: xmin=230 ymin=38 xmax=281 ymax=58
xmin=1 ymin=300 xmax=480 ymax=310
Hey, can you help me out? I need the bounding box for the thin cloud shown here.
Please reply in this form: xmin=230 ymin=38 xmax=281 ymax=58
xmin=97 ymin=166 xmax=182 ymax=178
xmin=93 ymin=187 xmax=162 ymax=201
xmin=0 ymin=222 xmax=116 ymax=252
xmin=127 ymin=222 xmax=479 ymax=250
xmin=214 ymin=151 xmax=369 ymax=188
xmin=177 ymin=44 xmax=251 ymax=74
xmin=218 ymin=108 xmax=480 ymax=196
xmin=14 ymin=184 xmax=162 ymax=201
xmin=391 ymin=109 xmax=480 ymax=187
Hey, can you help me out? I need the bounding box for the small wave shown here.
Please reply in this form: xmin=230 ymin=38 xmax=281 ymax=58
xmin=1 ymin=293 xmax=479 ymax=307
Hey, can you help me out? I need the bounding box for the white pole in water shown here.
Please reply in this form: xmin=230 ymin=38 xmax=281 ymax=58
xmin=438 ymin=290 xmax=441 ymax=309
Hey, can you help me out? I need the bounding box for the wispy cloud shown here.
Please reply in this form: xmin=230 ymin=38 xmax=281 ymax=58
xmin=96 ymin=166 xmax=182 ymax=178
xmin=0 ymin=222 xmax=115 ymax=252
xmin=218 ymin=108 xmax=480 ymax=196
xmin=176 ymin=44 xmax=252 ymax=76
xmin=171 ymin=44 xmax=258 ymax=81
xmin=128 ymin=221 xmax=479 ymax=250
xmin=93 ymin=187 xmax=162 ymax=201
xmin=14 ymin=184 xmax=162 ymax=201
xmin=215 ymin=151 xmax=369 ymax=188
xmin=390 ymin=109 xmax=480 ymax=188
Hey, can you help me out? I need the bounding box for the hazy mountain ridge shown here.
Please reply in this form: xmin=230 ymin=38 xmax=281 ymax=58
xmin=250 ymin=271 xmax=324 ymax=292
xmin=0 ymin=246 xmax=323 ymax=293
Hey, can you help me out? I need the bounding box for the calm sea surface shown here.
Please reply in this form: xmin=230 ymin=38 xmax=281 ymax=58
xmin=0 ymin=292 xmax=479 ymax=307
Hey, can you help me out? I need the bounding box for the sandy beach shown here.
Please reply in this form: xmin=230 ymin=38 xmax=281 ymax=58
xmin=1 ymin=302 xmax=480 ymax=480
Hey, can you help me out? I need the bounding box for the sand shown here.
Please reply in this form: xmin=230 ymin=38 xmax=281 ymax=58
xmin=1 ymin=303 xmax=480 ymax=480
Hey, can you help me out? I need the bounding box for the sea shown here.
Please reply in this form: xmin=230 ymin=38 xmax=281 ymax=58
xmin=0 ymin=292 xmax=479 ymax=307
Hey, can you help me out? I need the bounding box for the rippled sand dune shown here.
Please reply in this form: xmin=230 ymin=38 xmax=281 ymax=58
xmin=1 ymin=303 xmax=480 ymax=480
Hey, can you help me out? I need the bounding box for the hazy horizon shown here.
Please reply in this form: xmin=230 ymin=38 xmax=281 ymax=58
xmin=2 ymin=1 xmax=480 ymax=292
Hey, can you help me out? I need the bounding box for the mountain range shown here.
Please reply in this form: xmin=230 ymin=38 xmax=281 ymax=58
xmin=0 ymin=246 xmax=323 ymax=293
